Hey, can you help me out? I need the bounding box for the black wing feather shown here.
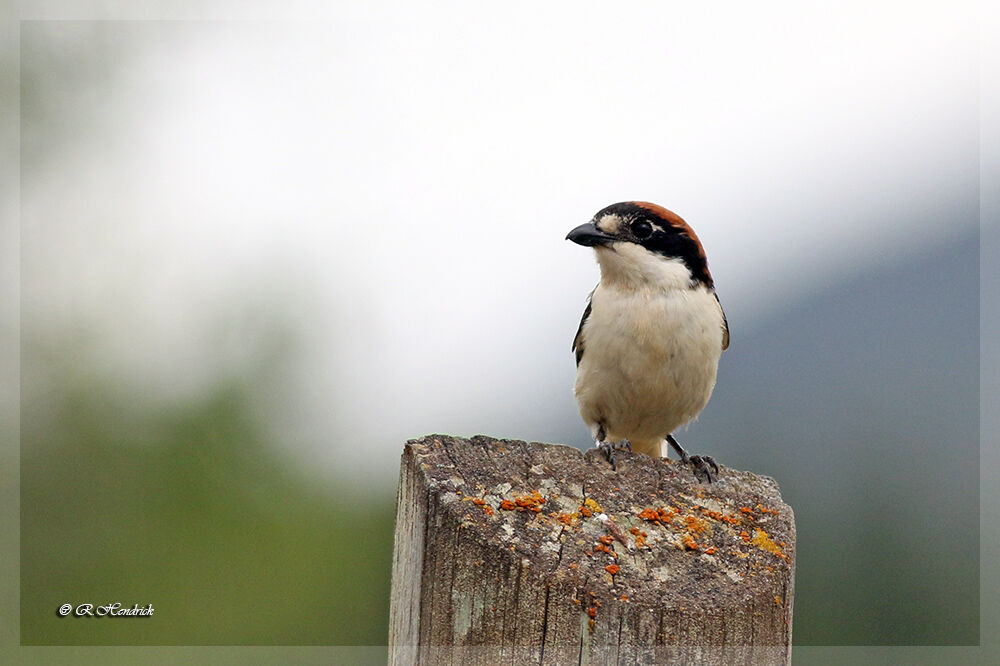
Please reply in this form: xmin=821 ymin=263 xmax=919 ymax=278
xmin=572 ymin=298 xmax=592 ymax=366
xmin=716 ymin=292 xmax=730 ymax=350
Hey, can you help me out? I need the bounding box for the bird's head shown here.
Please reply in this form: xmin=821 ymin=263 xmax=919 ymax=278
xmin=566 ymin=201 xmax=714 ymax=289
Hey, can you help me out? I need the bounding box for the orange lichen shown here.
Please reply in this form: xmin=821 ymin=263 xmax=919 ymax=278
xmin=638 ymin=506 xmax=678 ymax=524
xmin=774 ymin=596 xmax=783 ymax=606
xmin=605 ymin=564 xmax=620 ymax=575
xmin=739 ymin=506 xmax=755 ymax=516
xmin=495 ymin=490 xmax=549 ymax=514
xmin=704 ymin=546 xmax=717 ymax=555
xmin=697 ymin=506 xmax=744 ymax=526
xmin=700 ymin=508 xmax=724 ymax=521
xmin=740 ymin=530 xmax=751 ymax=543
xmin=587 ymin=607 xmax=597 ymax=618
xmin=682 ymin=534 xmax=700 ymax=550
xmin=483 ymin=505 xmax=494 ymax=516
xmin=620 ymin=593 xmax=629 ymax=602
xmin=594 ymin=543 xmax=611 ymax=554
xmin=684 ymin=515 xmax=708 ymax=533
xmin=578 ymin=505 xmax=593 ymax=517
xmin=472 ymin=497 xmax=486 ymax=506
xmin=583 ymin=498 xmax=603 ymax=514
xmin=637 ymin=508 xmax=660 ymax=521
xmin=599 ymin=535 xmax=615 ymax=545
xmin=514 ymin=490 xmax=546 ymax=513
xmin=555 ymin=512 xmax=576 ymax=525
xmin=634 ymin=533 xmax=648 ymax=549
xmin=588 ymin=618 xmax=595 ymax=631
xmin=757 ymin=504 xmax=780 ymax=515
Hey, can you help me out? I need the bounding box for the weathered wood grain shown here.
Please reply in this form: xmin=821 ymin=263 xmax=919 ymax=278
xmin=389 ymin=435 xmax=795 ymax=665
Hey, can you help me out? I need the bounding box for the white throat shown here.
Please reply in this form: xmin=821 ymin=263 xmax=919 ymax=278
xmin=595 ymin=243 xmax=694 ymax=291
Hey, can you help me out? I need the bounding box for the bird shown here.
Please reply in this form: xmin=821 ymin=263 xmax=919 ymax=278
xmin=566 ymin=201 xmax=729 ymax=483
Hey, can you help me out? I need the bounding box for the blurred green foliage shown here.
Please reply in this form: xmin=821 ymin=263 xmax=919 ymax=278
xmin=21 ymin=374 xmax=395 ymax=645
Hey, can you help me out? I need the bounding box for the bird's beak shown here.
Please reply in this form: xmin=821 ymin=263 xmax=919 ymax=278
xmin=566 ymin=222 xmax=616 ymax=247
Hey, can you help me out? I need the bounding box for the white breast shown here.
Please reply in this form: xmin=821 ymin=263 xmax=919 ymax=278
xmin=574 ymin=255 xmax=725 ymax=458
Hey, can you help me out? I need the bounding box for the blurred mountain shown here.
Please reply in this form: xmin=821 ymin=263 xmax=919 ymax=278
xmin=691 ymin=230 xmax=980 ymax=645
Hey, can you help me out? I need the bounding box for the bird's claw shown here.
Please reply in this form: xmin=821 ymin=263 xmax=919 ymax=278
xmin=666 ymin=435 xmax=719 ymax=484
xmin=597 ymin=439 xmax=632 ymax=470
xmin=686 ymin=454 xmax=720 ymax=484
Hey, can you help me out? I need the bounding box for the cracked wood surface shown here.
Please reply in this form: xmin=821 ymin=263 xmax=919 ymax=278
xmin=389 ymin=435 xmax=795 ymax=665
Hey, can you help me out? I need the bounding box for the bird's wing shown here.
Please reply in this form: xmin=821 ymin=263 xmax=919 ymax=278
xmin=716 ymin=292 xmax=730 ymax=351
xmin=572 ymin=297 xmax=593 ymax=366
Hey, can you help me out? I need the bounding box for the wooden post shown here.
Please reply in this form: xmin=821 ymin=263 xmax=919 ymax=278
xmin=389 ymin=435 xmax=795 ymax=665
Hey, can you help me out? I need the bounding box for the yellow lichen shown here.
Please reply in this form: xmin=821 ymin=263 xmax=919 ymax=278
xmin=751 ymin=528 xmax=787 ymax=559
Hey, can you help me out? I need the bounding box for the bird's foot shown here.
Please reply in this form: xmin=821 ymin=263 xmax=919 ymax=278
xmin=596 ymin=439 xmax=632 ymax=470
xmin=666 ymin=434 xmax=720 ymax=483
xmin=683 ymin=454 xmax=720 ymax=484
